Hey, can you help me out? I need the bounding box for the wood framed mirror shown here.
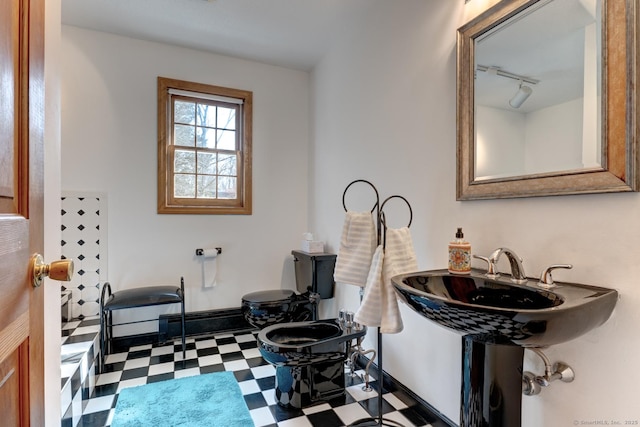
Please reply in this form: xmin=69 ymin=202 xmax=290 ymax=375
xmin=457 ymin=0 xmax=638 ymax=200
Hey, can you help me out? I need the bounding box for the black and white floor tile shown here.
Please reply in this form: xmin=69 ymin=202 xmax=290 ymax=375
xmin=62 ymin=317 xmax=102 ymax=427
xmin=64 ymin=321 xmax=438 ymax=427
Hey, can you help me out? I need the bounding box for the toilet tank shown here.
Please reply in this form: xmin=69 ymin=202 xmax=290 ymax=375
xmin=291 ymin=250 xmax=336 ymax=299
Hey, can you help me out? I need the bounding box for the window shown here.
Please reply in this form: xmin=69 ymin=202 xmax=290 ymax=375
xmin=158 ymin=77 xmax=252 ymax=214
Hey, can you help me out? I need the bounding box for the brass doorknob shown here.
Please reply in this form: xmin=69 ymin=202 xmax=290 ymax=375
xmin=30 ymin=254 xmax=74 ymax=288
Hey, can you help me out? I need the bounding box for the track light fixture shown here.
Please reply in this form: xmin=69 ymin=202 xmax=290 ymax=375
xmin=509 ymin=81 xmax=533 ymax=108
xmin=477 ymin=64 xmax=539 ymax=109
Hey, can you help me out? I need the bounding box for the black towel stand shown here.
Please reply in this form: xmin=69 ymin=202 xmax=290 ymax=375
xmin=342 ymin=179 xmax=412 ymax=427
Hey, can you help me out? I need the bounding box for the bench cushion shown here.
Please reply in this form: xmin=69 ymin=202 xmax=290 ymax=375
xmin=103 ymin=286 xmax=183 ymax=310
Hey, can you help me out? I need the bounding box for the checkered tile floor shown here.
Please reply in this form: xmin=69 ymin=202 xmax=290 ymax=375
xmin=74 ymin=328 xmax=439 ymax=427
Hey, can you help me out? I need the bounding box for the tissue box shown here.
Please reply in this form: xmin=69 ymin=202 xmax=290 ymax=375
xmin=301 ymin=240 xmax=324 ymax=253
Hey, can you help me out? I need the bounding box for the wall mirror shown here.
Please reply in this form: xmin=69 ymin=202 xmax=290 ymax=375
xmin=457 ymin=0 xmax=638 ymax=200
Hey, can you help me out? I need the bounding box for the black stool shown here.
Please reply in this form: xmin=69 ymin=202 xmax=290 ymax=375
xmin=99 ymin=277 xmax=186 ymax=373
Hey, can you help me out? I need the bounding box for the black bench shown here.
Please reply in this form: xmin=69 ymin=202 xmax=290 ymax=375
xmin=99 ymin=277 xmax=186 ymax=373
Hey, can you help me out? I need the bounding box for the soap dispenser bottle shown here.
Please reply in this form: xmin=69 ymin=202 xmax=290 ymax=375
xmin=448 ymin=228 xmax=471 ymax=274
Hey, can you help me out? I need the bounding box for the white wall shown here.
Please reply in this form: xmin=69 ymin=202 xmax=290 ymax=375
xmin=311 ymin=0 xmax=640 ymax=425
xmin=525 ymin=98 xmax=584 ymax=174
xmin=61 ymin=27 xmax=310 ymax=323
xmin=476 ymin=99 xmax=584 ymax=180
xmin=476 ymin=105 xmax=526 ymax=179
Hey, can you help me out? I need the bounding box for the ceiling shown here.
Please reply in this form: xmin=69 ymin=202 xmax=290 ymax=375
xmin=474 ymin=0 xmax=597 ymax=113
xmin=61 ymin=0 xmax=374 ymax=71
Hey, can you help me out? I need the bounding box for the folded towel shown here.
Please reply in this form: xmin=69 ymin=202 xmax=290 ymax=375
xmin=382 ymin=227 xmax=418 ymax=289
xmin=379 ymin=227 xmax=418 ymax=333
xmin=334 ymin=211 xmax=376 ymax=287
xmin=354 ymin=242 xmax=407 ymax=334
xmin=354 ymin=245 xmax=386 ymax=327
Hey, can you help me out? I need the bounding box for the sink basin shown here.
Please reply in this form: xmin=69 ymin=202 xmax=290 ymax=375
xmin=392 ymin=269 xmax=618 ymax=346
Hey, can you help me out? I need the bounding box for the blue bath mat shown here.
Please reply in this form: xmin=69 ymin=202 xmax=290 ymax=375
xmin=111 ymin=371 xmax=254 ymax=427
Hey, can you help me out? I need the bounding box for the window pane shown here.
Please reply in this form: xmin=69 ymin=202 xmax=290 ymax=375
xmin=174 ymin=150 xmax=195 ymax=173
xmin=217 ymin=129 xmax=236 ymax=150
xmin=174 ymin=174 xmax=195 ymax=198
xmin=196 ymin=127 xmax=216 ymax=148
xmin=218 ymin=153 xmax=237 ymax=176
xmin=196 ymin=104 xmax=216 ymax=128
xmin=197 ymin=152 xmax=217 ymax=174
xmin=218 ymin=177 xmax=237 ymax=199
xmin=217 ymin=107 xmax=236 ymax=130
xmin=174 ymin=100 xmax=195 ymax=124
xmin=174 ymin=124 xmax=195 ymax=147
xmin=197 ymin=175 xmax=217 ymax=198
xmin=159 ymin=77 xmax=251 ymax=214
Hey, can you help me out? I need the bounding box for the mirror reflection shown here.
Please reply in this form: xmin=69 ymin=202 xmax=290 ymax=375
xmin=473 ymin=0 xmax=602 ymax=181
xmin=457 ymin=0 xmax=638 ymax=200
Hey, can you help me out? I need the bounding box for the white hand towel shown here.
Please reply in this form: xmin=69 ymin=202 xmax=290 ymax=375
xmin=354 ymin=245 xmax=385 ymax=326
xmin=334 ymin=211 xmax=376 ymax=287
xmin=380 ymin=227 xmax=418 ymax=334
xmin=382 ymin=227 xmax=418 ymax=289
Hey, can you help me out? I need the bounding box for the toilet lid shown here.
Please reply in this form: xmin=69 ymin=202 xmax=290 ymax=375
xmin=242 ymin=289 xmax=296 ymax=304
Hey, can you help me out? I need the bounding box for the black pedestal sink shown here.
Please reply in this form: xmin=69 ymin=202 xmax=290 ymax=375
xmin=392 ymin=269 xmax=618 ymax=427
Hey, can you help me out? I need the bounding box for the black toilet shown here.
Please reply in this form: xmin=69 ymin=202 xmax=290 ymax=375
xmin=241 ymin=250 xmax=367 ymax=409
xmin=241 ymin=250 xmax=336 ymax=329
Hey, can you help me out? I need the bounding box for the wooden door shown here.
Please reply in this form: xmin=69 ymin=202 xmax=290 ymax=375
xmin=0 ymin=0 xmax=45 ymax=425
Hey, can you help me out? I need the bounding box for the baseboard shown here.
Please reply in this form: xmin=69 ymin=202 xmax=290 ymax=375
xmin=111 ymin=332 xmax=159 ymax=353
xmin=353 ymin=354 xmax=457 ymax=427
xmin=159 ymin=307 xmax=254 ymax=340
xmin=111 ymin=308 xmax=253 ymax=352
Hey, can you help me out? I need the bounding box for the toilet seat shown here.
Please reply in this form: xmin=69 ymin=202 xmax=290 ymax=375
xmin=241 ymin=289 xmax=299 ymax=329
xmin=242 ymin=289 xmax=295 ymax=306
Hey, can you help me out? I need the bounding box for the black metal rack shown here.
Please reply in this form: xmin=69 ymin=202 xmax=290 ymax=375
xmin=342 ymin=179 xmax=412 ymax=427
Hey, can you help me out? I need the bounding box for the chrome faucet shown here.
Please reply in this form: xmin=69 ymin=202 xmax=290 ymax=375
xmin=488 ymin=247 xmax=527 ymax=284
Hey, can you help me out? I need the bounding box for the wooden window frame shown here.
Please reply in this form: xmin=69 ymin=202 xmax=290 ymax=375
xmin=158 ymin=77 xmax=252 ymax=214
